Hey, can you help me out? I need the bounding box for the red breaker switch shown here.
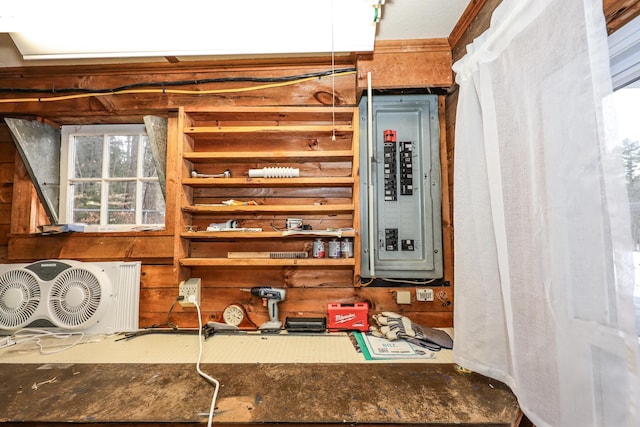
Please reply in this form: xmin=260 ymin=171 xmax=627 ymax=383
xmin=383 ymin=129 xmax=397 ymax=142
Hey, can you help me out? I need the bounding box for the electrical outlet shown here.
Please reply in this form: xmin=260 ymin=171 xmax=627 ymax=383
xmin=179 ymin=278 xmax=201 ymax=307
xmin=416 ymin=288 xmax=434 ymax=302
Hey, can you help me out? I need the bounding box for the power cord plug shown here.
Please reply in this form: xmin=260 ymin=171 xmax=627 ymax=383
xmin=0 ymin=335 xmax=16 ymax=349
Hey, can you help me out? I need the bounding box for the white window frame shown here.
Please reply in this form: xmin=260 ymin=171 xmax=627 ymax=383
xmin=609 ymin=14 xmax=640 ymax=90
xmin=60 ymin=124 xmax=164 ymax=232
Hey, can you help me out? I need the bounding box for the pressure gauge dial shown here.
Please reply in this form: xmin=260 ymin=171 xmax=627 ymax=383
xmin=222 ymin=304 xmax=246 ymax=326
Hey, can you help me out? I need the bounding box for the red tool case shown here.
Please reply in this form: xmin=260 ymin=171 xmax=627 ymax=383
xmin=327 ymin=302 xmax=369 ymax=331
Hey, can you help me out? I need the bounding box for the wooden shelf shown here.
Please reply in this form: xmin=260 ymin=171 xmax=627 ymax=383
xmin=183 ymin=150 xmax=354 ymax=163
xmin=180 ymin=230 xmax=357 ymax=239
xmin=179 ymin=257 xmax=356 ymax=267
xmin=182 ymin=204 xmax=354 ymax=214
xmin=181 ymin=104 xmax=356 ymax=116
xmin=176 ymin=105 xmax=360 ymax=282
xmin=182 ymin=177 xmax=354 ymax=187
xmin=184 ymin=124 xmax=354 ymax=134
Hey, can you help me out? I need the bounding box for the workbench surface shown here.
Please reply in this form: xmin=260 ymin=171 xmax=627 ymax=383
xmin=1 ymin=362 xmax=522 ymax=426
xmin=0 ymin=331 xmax=523 ymax=426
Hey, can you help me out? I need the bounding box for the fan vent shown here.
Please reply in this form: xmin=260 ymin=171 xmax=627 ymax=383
xmin=48 ymin=268 xmax=102 ymax=329
xmin=0 ymin=269 xmax=41 ymax=329
xmin=0 ymin=260 xmax=139 ymax=333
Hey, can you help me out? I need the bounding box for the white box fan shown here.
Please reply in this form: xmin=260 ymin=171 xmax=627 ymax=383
xmin=0 ymin=259 xmax=141 ymax=334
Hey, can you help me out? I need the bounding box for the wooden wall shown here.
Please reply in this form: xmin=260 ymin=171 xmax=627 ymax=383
xmin=0 ymin=55 xmax=455 ymax=329
xmin=604 ymin=0 xmax=640 ymax=33
xmin=0 ymin=125 xmax=14 ymax=261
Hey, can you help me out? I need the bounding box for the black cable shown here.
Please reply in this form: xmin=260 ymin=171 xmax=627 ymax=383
xmin=0 ymin=67 xmax=356 ymax=94
xmin=145 ymin=296 xmax=182 ymax=330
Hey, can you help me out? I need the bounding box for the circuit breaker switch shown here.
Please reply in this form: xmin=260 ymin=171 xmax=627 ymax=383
xmin=385 ymin=228 xmax=399 ymax=251
xmin=401 ymin=239 xmax=415 ymax=251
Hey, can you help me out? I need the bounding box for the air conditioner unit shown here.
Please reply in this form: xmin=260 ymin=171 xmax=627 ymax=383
xmin=0 ymin=259 xmax=141 ymax=334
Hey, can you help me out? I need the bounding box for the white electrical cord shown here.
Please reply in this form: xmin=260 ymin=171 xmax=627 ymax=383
xmin=3 ymin=328 xmax=86 ymax=355
xmin=189 ymin=295 xmax=220 ymax=427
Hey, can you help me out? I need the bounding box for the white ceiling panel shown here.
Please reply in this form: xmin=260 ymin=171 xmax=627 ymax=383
xmin=376 ymin=0 xmax=471 ymax=39
xmin=0 ymin=0 xmax=471 ymax=67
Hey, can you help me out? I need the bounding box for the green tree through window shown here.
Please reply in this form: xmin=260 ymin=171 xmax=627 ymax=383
xmin=61 ymin=125 xmax=165 ymax=230
xmin=622 ymin=138 xmax=640 ymax=247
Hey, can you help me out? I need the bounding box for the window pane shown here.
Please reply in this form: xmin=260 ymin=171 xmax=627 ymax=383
xmin=108 ymin=181 xmax=135 ymax=224
xmin=142 ymin=136 xmax=158 ymax=178
xmin=63 ymin=124 xmax=165 ymax=229
xmin=141 ymin=181 xmax=165 ymax=224
xmin=109 ymin=135 xmax=138 ymax=178
xmin=612 ymin=87 xmax=640 ymax=335
xmin=72 ymin=182 xmax=101 ymax=224
xmin=73 ymin=136 xmax=103 ymax=178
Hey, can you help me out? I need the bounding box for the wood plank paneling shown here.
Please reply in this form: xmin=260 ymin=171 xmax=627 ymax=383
xmin=0 ymin=124 xmax=14 ymax=262
xmin=0 ymin=203 xmax=10 ymax=224
xmin=439 ymin=95 xmax=454 ymax=291
xmin=139 ymin=285 xmax=453 ymax=329
xmin=0 ymin=63 xmax=358 ymax=125
xmin=0 ymin=225 xmax=8 ymax=246
xmin=450 ymin=0 xmax=503 ymax=64
xmin=9 ymin=151 xmax=38 ymax=235
xmin=140 ymin=265 xmax=175 ymax=289
xmin=605 ymin=0 xmax=640 ymax=34
xmin=356 ymin=39 xmax=452 ymax=90
xmin=7 ymin=234 xmax=174 ymax=262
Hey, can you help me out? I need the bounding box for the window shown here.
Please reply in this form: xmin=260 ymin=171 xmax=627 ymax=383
xmin=60 ymin=124 xmax=165 ymax=231
xmin=609 ymin=14 xmax=640 ymax=336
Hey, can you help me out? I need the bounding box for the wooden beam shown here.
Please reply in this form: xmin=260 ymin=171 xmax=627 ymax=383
xmin=7 ymin=233 xmax=175 ymax=263
xmin=439 ymin=95 xmax=454 ymax=290
xmin=356 ymin=39 xmax=452 ymax=90
xmin=604 ymin=0 xmax=640 ymax=34
xmin=449 ymin=0 xmax=493 ymax=54
xmin=9 ymin=150 xmax=38 ymax=235
xmin=0 ymin=63 xmax=358 ymax=125
xmin=450 ymin=0 xmax=503 ymax=64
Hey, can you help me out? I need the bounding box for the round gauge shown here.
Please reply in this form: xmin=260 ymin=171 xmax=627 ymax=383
xmin=223 ymin=304 xmax=246 ymax=326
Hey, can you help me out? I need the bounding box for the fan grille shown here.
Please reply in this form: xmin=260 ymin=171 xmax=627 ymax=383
xmin=0 ymin=269 xmax=41 ymax=329
xmin=49 ymin=268 xmax=102 ymax=328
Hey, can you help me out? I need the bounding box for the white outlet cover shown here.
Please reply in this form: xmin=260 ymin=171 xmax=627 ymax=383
xmin=179 ymin=278 xmax=201 ymax=307
xmin=416 ymin=288 xmax=434 ymax=302
xmin=396 ymin=290 xmax=412 ymax=305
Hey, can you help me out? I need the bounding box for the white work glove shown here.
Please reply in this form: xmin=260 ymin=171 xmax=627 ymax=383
xmin=370 ymin=312 xmax=453 ymax=351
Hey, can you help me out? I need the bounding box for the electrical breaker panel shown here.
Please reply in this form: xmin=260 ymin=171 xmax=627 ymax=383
xmin=359 ymin=94 xmax=443 ymax=279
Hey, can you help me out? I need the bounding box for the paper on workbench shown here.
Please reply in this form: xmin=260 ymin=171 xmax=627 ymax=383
xmin=354 ymin=332 xmax=436 ymax=360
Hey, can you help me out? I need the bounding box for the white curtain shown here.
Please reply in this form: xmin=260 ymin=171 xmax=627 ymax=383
xmin=452 ymin=1 xmax=640 ymax=426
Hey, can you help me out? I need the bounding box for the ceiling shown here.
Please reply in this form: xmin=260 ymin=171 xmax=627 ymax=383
xmin=0 ymin=0 xmax=471 ymax=68
xmin=376 ymin=0 xmax=470 ymax=40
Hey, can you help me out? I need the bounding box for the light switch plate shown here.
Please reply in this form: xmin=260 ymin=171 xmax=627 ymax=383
xmin=396 ymin=290 xmax=411 ymax=305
